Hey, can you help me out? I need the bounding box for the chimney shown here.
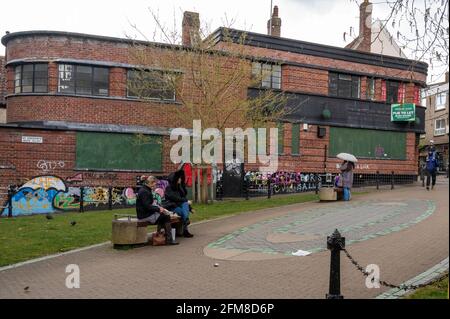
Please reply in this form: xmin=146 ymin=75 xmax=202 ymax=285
xmin=267 ymin=6 xmax=282 ymax=37
xmin=182 ymin=11 xmax=200 ymax=47
xmin=358 ymin=0 xmax=373 ymax=52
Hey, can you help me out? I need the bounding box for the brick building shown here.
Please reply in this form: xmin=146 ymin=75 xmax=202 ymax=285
xmin=0 ymin=2 xmax=428 ymax=215
xmin=420 ymin=73 xmax=449 ymax=172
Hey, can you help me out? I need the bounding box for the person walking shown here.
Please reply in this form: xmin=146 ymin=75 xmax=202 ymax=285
xmin=339 ymin=160 xmax=355 ymax=201
xmin=425 ymin=147 xmax=439 ymax=190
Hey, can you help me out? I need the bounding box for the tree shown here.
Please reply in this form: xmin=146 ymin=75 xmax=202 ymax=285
xmin=348 ymin=0 xmax=449 ymax=82
xmin=127 ymin=10 xmax=289 ymax=203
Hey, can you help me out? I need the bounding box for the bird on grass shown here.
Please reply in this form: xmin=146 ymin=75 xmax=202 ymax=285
xmin=45 ymin=214 xmax=53 ymax=220
xmin=70 ymin=221 xmax=77 ymax=226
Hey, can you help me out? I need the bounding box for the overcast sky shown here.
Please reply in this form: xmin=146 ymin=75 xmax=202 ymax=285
xmin=0 ymin=0 xmax=376 ymax=51
xmin=1 ymin=0 xmax=445 ymax=82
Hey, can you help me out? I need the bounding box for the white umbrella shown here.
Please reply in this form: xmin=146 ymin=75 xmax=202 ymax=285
xmin=336 ymin=153 xmax=358 ymax=163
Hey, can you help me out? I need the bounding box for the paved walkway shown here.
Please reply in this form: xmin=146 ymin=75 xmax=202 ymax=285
xmin=0 ymin=177 xmax=448 ymax=299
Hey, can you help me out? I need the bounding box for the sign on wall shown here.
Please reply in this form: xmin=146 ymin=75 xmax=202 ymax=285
xmin=391 ymin=103 xmax=416 ymax=122
xmin=21 ymin=136 xmax=43 ymax=143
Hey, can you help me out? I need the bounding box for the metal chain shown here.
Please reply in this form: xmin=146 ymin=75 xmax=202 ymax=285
xmin=339 ymin=242 xmax=445 ymax=291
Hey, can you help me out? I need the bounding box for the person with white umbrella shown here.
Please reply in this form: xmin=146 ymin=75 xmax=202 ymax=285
xmin=336 ymin=153 xmax=357 ymax=201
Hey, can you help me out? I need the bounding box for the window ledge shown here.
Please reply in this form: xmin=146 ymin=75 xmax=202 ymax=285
xmin=6 ymin=93 xmax=183 ymax=105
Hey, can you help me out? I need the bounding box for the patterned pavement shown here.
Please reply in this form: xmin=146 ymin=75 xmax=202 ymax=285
xmin=205 ymin=199 xmax=435 ymax=260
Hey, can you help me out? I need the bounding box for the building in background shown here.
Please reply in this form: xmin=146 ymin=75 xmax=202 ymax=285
xmin=345 ymin=0 xmax=407 ymax=58
xmin=0 ymin=3 xmax=428 ymax=215
xmin=420 ymin=73 xmax=449 ymax=172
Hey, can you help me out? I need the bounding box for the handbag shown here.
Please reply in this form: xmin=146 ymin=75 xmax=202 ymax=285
xmin=152 ymin=231 xmax=166 ymax=246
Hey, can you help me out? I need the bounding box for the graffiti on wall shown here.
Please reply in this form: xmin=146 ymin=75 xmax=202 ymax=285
xmin=36 ymin=160 xmax=65 ymax=172
xmin=1 ymin=175 xmax=138 ymax=217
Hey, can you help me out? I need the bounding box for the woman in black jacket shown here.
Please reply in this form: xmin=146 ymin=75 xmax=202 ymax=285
xmin=163 ymin=169 xmax=194 ymax=238
xmin=136 ymin=176 xmax=178 ymax=245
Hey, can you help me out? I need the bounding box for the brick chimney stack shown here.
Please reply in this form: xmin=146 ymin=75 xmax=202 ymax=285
xmin=267 ymin=5 xmax=281 ymax=37
xmin=182 ymin=11 xmax=200 ymax=47
xmin=358 ymin=0 xmax=373 ymax=52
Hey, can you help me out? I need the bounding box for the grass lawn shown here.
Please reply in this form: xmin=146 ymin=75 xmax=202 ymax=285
xmin=405 ymin=274 xmax=449 ymax=299
xmin=0 ymin=192 xmax=328 ymax=267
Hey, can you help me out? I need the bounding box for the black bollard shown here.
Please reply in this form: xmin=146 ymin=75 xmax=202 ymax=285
xmin=326 ymin=229 xmax=345 ymax=299
xmin=267 ymin=179 xmax=272 ymax=199
xmin=391 ymin=171 xmax=394 ymax=190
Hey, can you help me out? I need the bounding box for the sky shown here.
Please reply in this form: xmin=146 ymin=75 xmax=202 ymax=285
xmin=0 ymin=0 xmax=370 ymax=50
xmin=0 ymin=0 xmax=446 ymax=82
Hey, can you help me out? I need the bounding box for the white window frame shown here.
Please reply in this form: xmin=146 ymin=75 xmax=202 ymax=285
xmin=435 ymin=92 xmax=447 ymax=111
xmin=434 ymin=118 xmax=446 ymax=136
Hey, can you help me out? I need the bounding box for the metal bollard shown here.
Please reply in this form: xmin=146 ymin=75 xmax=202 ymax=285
xmin=267 ymin=179 xmax=272 ymax=199
xmin=391 ymin=171 xmax=394 ymax=190
xmin=326 ymin=229 xmax=345 ymax=299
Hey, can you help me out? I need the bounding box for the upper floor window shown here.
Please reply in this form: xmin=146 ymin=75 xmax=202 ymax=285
xmin=251 ymin=62 xmax=281 ymax=90
xmin=435 ymin=92 xmax=447 ymax=111
xmin=366 ymin=77 xmax=375 ymax=100
xmin=329 ymin=73 xmax=360 ymax=98
xmin=14 ymin=64 xmax=48 ymax=93
xmin=386 ymin=80 xmax=400 ymax=104
xmin=58 ymin=64 xmax=109 ymax=96
xmin=127 ymin=69 xmax=176 ymax=101
xmin=434 ymin=118 xmax=446 ymax=136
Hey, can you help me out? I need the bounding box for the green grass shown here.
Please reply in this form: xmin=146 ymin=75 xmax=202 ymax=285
xmin=405 ymin=275 xmax=449 ymax=299
xmin=0 ymin=192 xmax=328 ymax=267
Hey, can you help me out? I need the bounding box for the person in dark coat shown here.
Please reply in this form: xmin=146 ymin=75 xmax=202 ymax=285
xmin=136 ymin=176 xmax=178 ymax=245
xmin=163 ymin=169 xmax=194 ymax=238
xmin=425 ymin=146 xmax=439 ymax=190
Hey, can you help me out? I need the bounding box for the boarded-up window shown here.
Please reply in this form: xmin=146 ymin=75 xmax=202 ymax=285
xmin=76 ymin=132 xmax=163 ymax=171
xmin=329 ymin=127 xmax=406 ymax=160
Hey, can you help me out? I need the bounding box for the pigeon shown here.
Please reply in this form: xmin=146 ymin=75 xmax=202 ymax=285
xmin=70 ymin=221 xmax=77 ymax=226
xmin=24 ymin=286 xmax=30 ymax=292
xmin=45 ymin=214 xmax=53 ymax=220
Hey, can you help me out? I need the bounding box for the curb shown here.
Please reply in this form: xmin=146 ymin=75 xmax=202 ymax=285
xmin=375 ymin=257 xmax=449 ymax=299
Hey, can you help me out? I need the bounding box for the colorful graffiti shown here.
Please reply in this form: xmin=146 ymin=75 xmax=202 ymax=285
xmin=1 ymin=175 xmax=139 ymax=217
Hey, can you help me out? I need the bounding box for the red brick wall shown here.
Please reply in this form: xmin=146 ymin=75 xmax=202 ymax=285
xmin=0 ymin=127 xmax=178 ymax=203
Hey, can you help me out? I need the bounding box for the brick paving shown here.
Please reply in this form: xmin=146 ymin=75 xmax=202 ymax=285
xmin=0 ymin=177 xmax=448 ymax=299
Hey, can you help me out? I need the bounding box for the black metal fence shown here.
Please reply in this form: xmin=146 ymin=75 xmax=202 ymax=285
xmin=216 ymin=171 xmax=420 ymax=199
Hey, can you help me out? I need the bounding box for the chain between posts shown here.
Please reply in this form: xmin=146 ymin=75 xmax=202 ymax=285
xmin=338 ymin=242 xmax=445 ymax=291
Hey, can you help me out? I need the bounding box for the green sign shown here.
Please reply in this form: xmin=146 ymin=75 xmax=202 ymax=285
xmin=391 ymin=103 xmax=416 ymax=122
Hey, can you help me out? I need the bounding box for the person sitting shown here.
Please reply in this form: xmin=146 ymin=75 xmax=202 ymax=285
xmin=163 ymin=169 xmax=194 ymax=238
xmin=136 ymin=175 xmax=178 ymax=245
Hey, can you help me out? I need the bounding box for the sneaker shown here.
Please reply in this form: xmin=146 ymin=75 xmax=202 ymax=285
xmin=431 ymin=185 xmax=434 ymax=190
xmin=167 ymin=240 xmax=179 ymax=245
xmin=426 ymin=186 xmax=430 ymax=190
